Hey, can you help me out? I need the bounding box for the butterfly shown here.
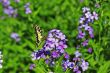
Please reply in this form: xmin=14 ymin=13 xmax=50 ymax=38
xmin=34 ymin=25 xmax=43 ymax=47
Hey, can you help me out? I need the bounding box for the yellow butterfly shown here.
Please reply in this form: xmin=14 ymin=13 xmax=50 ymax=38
xmin=34 ymin=25 xmax=43 ymax=47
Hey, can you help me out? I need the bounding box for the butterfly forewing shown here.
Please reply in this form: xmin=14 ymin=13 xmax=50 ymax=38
xmin=34 ymin=25 xmax=43 ymax=47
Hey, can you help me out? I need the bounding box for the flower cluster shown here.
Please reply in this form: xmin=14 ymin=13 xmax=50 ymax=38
xmin=24 ymin=3 xmax=32 ymax=14
xmin=10 ymin=32 xmax=20 ymax=42
xmin=0 ymin=0 xmax=31 ymax=17
xmin=77 ymin=7 xmax=98 ymax=53
xmin=0 ymin=51 xmax=3 ymax=69
xmin=62 ymin=51 xmax=89 ymax=73
xmin=61 ymin=7 xmax=98 ymax=73
xmin=31 ymin=29 xmax=67 ymax=67
xmin=0 ymin=0 xmax=17 ymax=17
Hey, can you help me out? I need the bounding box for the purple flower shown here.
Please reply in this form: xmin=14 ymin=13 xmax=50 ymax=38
xmin=31 ymin=49 xmax=46 ymax=60
xmin=62 ymin=60 xmax=70 ymax=71
xmin=85 ymin=26 xmax=94 ymax=38
xmin=51 ymin=51 xmax=59 ymax=58
xmin=3 ymin=6 xmax=17 ymax=17
xmin=4 ymin=6 xmax=14 ymax=14
xmin=24 ymin=2 xmax=30 ymax=8
xmin=74 ymin=51 xmax=82 ymax=57
xmin=44 ymin=29 xmax=67 ymax=52
xmin=73 ymin=66 xmax=79 ymax=72
xmin=79 ymin=17 xmax=85 ymax=24
xmin=2 ymin=0 xmax=10 ymax=7
xmin=64 ymin=52 xmax=69 ymax=59
xmin=90 ymin=33 xmax=94 ymax=38
xmin=80 ymin=60 xmax=89 ymax=71
xmin=84 ymin=25 xmax=91 ymax=31
xmin=56 ymin=41 xmax=67 ymax=53
xmin=88 ymin=48 xmax=92 ymax=53
xmin=45 ymin=59 xmax=50 ymax=64
xmin=25 ymin=7 xmax=32 ymax=14
xmin=77 ymin=30 xmax=85 ymax=39
xmin=68 ymin=62 xmax=74 ymax=69
xmin=92 ymin=12 xmax=98 ymax=20
xmin=24 ymin=3 xmax=32 ymax=14
xmin=82 ymin=7 xmax=90 ymax=13
xmin=73 ymin=57 xmax=80 ymax=61
xmin=29 ymin=64 xmax=35 ymax=70
xmin=76 ymin=70 xmax=81 ymax=73
xmin=10 ymin=32 xmax=20 ymax=42
xmin=31 ymin=29 xmax=67 ymax=67
xmin=85 ymin=11 xmax=92 ymax=19
xmin=81 ymin=40 xmax=88 ymax=46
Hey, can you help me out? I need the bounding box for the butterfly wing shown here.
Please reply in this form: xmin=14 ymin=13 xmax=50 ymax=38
xmin=34 ymin=25 xmax=43 ymax=47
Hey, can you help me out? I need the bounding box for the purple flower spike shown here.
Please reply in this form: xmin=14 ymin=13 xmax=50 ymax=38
xmin=31 ymin=29 xmax=67 ymax=67
xmin=44 ymin=29 xmax=67 ymax=52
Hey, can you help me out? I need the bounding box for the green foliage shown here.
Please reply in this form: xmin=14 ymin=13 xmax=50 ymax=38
xmin=0 ymin=0 xmax=110 ymax=73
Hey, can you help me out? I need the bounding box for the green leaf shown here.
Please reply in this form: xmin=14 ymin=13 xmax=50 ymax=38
xmin=98 ymin=61 xmax=110 ymax=73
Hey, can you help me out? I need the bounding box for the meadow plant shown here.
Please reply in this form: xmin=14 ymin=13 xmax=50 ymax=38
xmin=31 ymin=29 xmax=67 ymax=67
xmin=0 ymin=0 xmax=110 ymax=73
xmin=62 ymin=7 xmax=98 ymax=73
xmin=31 ymin=7 xmax=98 ymax=73
xmin=77 ymin=7 xmax=98 ymax=52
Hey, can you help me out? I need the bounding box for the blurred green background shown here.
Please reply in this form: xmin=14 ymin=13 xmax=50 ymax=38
xmin=0 ymin=0 xmax=110 ymax=73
